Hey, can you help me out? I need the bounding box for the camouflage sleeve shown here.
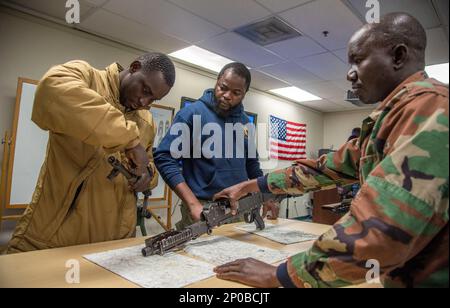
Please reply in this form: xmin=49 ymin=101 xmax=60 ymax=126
xmin=277 ymin=94 xmax=449 ymax=288
xmin=258 ymin=138 xmax=360 ymax=195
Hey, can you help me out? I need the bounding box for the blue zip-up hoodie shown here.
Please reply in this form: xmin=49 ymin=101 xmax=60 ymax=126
xmin=154 ymin=89 xmax=263 ymax=200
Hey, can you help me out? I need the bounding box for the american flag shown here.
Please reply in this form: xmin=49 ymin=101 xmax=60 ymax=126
xmin=269 ymin=115 xmax=307 ymax=161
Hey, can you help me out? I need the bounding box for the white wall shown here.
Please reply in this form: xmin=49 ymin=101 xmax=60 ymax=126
xmin=323 ymin=109 xmax=373 ymax=150
xmin=0 ymin=8 xmax=326 ymax=231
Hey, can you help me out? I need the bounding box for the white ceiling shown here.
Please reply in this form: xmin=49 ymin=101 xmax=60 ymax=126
xmin=1 ymin=0 xmax=448 ymax=113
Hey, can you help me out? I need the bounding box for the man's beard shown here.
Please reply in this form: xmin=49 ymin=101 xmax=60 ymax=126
xmin=213 ymin=97 xmax=242 ymax=118
xmin=213 ymin=103 xmax=234 ymax=118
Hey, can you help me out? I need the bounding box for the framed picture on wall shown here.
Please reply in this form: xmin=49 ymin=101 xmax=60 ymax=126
xmin=151 ymin=104 xmax=175 ymax=149
xmin=245 ymin=111 xmax=258 ymax=125
xmin=148 ymin=104 xmax=175 ymax=201
xmin=180 ymin=96 xmax=197 ymax=110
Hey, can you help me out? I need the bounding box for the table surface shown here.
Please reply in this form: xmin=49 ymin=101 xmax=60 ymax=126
xmin=0 ymin=219 xmax=381 ymax=288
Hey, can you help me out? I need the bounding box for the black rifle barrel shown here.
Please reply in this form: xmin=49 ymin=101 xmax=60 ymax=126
xmin=141 ymin=192 xmax=283 ymax=257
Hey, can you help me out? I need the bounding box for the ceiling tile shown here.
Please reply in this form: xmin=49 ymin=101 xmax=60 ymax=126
xmin=332 ymin=48 xmax=349 ymax=63
xmin=329 ymin=98 xmax=370 ymax=111
xmin=80 ymin=9 xmax=189 ymax=54
xmin=300 ymin=81 xmax=347 ymax=99
xmin=265 ymin=36 xmax=327 ymax=60
xmin=328 ymin=96 xmax=376 ymax=111
xmin=279 ymin=0 xmax=363 ymax=50
xmin=260 ymin=61 xmax=323 ymax=85
xmin=329 ymin=98 xmax=351 ymax=109
xmin=199 ymin=32 xmax=284 ymax=68
xmin=250 ymin=70 xmax=290 ymax=91
xmin=84 ymin=0 xmax=108 ymax=7
xmin=168 ymin=0 xmax=271 ymax=30
xmin=347 ymin=0 xmax=441 ymax=29
xmin=255 ymin=0 xmax=310 ymax=13
xmin=432 ymin=0 xmax=449 ymax=26
xmin=298 ymin=99 xmax=348 ymax=112
xmin=426 ymin=27 xmax=450 ymax=65
xmin=294 ymin=52 xmax=349 ymax=81
xmin=331 ymin=78 xmax=352 ymax=91
xmin=328 ymin=97 xmax=353 ymax=107
xmin=103 ymin=0 xmax=225 ymax=43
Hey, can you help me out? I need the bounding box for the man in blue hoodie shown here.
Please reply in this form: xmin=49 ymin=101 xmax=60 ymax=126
xmin=154 ymin=63 xmax=265 ymax=230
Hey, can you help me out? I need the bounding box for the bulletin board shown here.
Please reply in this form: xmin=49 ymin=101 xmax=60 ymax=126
xmin=2 ymin=78 xmax=45 ymax=209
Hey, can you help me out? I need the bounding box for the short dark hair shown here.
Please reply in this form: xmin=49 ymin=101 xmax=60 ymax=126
xmin=218 ymin=62 xmax=252 ymax=92
xmin=367 ymin=13 xmax=427 ymax=64
xmin=352 ymin=127 xmax=361 ymax=135
xmin=136 ymin=52 xmax=176 ymax=87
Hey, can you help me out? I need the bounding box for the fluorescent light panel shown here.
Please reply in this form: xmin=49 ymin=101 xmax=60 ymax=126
xmin=270 ymin=86 xmax=322 ymax=103
xmin=426 ymin=63 xmax=449 ymax=84
xmin=170 ymin=46 xmax=234 ymax=73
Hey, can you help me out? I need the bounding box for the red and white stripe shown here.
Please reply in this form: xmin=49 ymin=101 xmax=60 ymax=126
xmin=270 ymin=120 xmax=307 ymax=161
xmin=270 ymin=154 xmax=306 ymax=161
xmin=270 ymin=141 xmax=306 ymax=150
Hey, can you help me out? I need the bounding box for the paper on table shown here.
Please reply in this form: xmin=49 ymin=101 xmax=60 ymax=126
xmin=184 ymin=235 xmax=290 ymax=265
xmin=83 ymin=245 xmax=215 ymax=288
xmin=235 ymin=223 xmax=319 ymax=245
xmin=84 ymin=234 xmax=296 ymax=288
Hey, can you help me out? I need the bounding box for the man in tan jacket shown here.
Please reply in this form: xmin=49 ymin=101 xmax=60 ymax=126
xmin=7 ymin=52 xmax=176 ymax=253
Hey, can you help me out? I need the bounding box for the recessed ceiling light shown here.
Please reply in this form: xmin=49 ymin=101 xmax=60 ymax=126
xmin=269 ymin=86 xmax=322 ymax=103
xmin=170 ymin=46 xmax=234 ymax=73
xmin=426 ymin=63 xmax=449 ymax=84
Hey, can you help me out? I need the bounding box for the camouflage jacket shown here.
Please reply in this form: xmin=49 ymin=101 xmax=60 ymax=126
xmin=259 ymin=72 xmax=449 ymax=288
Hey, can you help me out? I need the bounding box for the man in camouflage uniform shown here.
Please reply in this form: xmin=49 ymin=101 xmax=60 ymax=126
xmin=213 ymin=13 xmax=449 ymax=288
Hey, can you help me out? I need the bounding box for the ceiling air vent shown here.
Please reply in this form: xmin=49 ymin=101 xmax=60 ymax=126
xmin=234 ymin=17 xmax=302 ymax=46
xmin=345 ymin=90 xmax=366 ymax=107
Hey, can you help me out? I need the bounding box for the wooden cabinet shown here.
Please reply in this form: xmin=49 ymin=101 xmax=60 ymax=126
xmin=312 ymin=188 xmax=345 ymax=225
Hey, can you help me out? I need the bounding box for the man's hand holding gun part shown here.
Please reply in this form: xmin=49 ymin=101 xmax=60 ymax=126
xmin=107 ymin=156 xmax=152 ymax=218
xmin=141 ymin=193 xmax=286 ymax=257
